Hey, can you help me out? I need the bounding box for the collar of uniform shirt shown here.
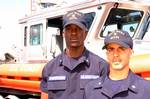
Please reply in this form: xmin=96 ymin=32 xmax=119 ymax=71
xmin=59 ymin=49 xmax=90 ymax=69
xmin=91 ymin=71 xmax=139 ymax=94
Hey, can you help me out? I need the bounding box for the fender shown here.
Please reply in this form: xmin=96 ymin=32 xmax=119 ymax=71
xmin=0 ymin=63 xmax=46 ymax=92
xmin=130 ymin=54 xmax=150 ymax=80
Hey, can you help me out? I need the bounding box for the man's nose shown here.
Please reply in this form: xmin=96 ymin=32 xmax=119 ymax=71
xmin=113 ymin=50 xmax=119 ymax=57
xmin=71 ymin=30 xmax=77 ymax=35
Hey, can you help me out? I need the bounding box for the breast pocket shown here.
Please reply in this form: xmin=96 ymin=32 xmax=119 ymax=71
xmin=80 ymin=79 xmax=91 ymax=90
xmin=48 ymin=80 xmax=67 ymax=91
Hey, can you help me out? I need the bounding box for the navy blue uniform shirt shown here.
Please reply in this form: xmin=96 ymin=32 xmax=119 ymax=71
xmin=40 ymin=49 xmax=109 ymax=99
xmin=85 ymin=71 xmax=150 ymax=99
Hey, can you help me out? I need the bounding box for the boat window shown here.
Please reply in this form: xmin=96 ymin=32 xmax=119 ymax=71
xmin=100 ymin=8 xmax=143 ymax=37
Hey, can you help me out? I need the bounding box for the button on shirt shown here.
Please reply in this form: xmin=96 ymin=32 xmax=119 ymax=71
xmin=85 ymin=71 xmax=150 ymax=99
xmin=40 ymin=49 xmax=108 ymax=99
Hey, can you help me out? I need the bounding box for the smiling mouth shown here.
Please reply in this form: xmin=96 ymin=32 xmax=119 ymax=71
xmin=113 ymin=58 xmax=121 ymax=63
xmin=70 ymin=39 xmax=78 ymax=42
xmin=112 ymin=62 xmax=121 ymax=65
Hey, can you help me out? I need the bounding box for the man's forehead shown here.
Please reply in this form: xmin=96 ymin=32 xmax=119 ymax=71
xmin=65 ymin=24 xmax=82 ymax=29
xmin=106 ymin=43 xmax=125 ymax=48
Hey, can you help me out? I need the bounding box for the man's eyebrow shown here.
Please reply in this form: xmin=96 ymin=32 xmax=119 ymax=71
xmin=106 ymin=47 xmax=114 ymax=50
xmin=118 ymin=46 xmax=126 ymax=49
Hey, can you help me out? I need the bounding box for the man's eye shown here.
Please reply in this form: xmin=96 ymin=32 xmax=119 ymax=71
xmin=107 ymin=48 xmax=113 ymax=52
xmin=65 ymin=28 xmax=71 ymax=32
xmin=118 ymin=47 xmax=127 ymax=51
xmin=65 ymin=28 xmax=70 ymax=31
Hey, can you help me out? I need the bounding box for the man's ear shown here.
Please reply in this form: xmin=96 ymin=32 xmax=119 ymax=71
xmin=85 ymin=31 xmax=88 ymax=35
xmin=130 ymin=50 xmax=134 ymax=57
xmin=132 ymin=50 xmax=134 ymax=54
xmin=62 ymin=29 xmax=65 ymax=37
xmin=62 ymin=32 xmax=65 ymax=38
xmin=84 ymin=31 xmax=88 ymax=37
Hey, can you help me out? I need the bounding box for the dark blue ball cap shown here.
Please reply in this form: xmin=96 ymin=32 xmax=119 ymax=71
xmin=102 ymin=30 xmax=133 ymax=49
xmin=63 ymin=11 xmax=88 ymax=31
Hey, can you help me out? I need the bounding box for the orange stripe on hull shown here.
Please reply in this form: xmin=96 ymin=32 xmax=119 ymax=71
xmin=130 ymin=54 xmax=150 ymax=73
xmin=0 ymin=78 xmax=41 ymax=92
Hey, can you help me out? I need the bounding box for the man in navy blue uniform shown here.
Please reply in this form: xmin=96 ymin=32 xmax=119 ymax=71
xmin=85 ymin=30 xmax=150 ymax=99
xmin=40 ymin=11 xmax=108 ymax=99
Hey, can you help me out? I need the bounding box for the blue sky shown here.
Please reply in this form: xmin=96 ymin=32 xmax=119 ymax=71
xmin=0 ymin=0 xmax=29 ymax=54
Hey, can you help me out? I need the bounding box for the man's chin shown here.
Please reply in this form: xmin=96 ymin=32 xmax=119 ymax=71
xmin=112 ymin=62 xmax=123 ymax=70
xmin=70 ymin=44 xmax=80 ymax=47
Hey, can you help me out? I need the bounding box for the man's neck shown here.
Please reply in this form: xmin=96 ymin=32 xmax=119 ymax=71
xmin=66 ymin=47 xmax=85 ymax=58
xmin=109 ymin=67 xmax=129 ymax=80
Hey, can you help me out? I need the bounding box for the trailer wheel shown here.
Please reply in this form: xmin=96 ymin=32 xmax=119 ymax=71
xmin=0 ymin=95 xmax=4 ymax=99
xmin=5 ymin=95 xmax=20 ymax=99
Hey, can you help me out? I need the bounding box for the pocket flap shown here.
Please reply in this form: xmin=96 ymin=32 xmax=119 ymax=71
xmin=80 ymin=75 xmax=99 ymax=89
xmin=48 ymin=80 xmax=67 ymax=90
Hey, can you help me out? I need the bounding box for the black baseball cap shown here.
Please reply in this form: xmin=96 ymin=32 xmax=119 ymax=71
xmin=63 ymin=11 xmax=88 ymax=31
xmin=102 ymin=30 xmax=133 ymax=49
